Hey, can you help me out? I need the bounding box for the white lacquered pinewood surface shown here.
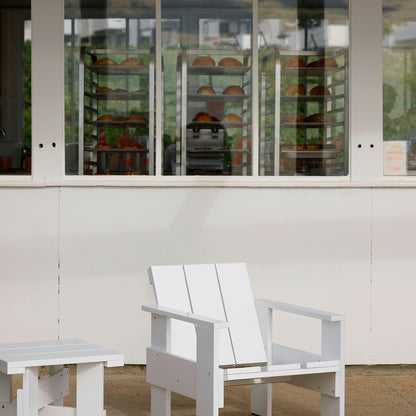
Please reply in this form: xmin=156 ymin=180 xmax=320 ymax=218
xmin=0 ymin=339 xmax=124 ymax=374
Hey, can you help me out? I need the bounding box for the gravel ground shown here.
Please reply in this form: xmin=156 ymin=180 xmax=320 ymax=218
xmin=11 ymin=365 xmax=416 ymax=415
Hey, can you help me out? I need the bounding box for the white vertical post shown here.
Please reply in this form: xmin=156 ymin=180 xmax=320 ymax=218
xmin=150 ymin=313 xmax=171 ymax=416
xmin=350 ymin=0 xmax=383 ymax=181
xmin=155 ymin=0 xmax=163 ymax=176
xmin=251 ymin=305 xmax=272 ymax=416
xmin=321 ymin=320 xmax=345 ymax=416
xmin=22 ymin=367 xmax=38 ymax=416
xmin=31 ymin=0 xmax=65 ymax=180
xmin=196 ymin=325 xmax=220 ymax=416
xmin=76 ymin=362 xmax=104 ymax=416
xmin=251 ymin=0 xmax=259 ymax=176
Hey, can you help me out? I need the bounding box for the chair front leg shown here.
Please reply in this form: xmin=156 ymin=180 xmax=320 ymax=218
xmin=321 ymin=393 xmax=344 ymax=416
xmin=251 ymin=304 xmax=273 ymax=416
xmin=196 ymin=324 xmax=221 ymax=416
xmin=150 ymin=313 xmax=172 ymax=416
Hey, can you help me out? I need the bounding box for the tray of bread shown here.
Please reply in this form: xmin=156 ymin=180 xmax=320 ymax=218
xmin=188 ymin=66 xmax=250 ymax=76
xmin=281 ymin=57 xmax=345 ymax=76
xmin=280 ymin=143 xmax=339 ymax=159
xmin=188 ymin=55 xmax=251 ymax=75
xmin=281 ymin=94 xmax=344 ymax=103
xmin=280 ymin=112 xmax=343 ymax=128
xmin=87 ymin=114 xmax=148 ymax=127
xmin=190 ymin=113 xmax=247 ymax=129
xmin=188 ymin=85 xmax=247 ymax=102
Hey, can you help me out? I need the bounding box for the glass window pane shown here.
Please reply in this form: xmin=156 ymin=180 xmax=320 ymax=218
xmin=65 ymin=0 xmax=156 ymax=176
xmin=259 ymin=0 xmax=349 ymax=176
xmin=162 ymin=0 xmax=253 ymax=176
xmin=0 ymin=1 xmax=31 ymax=175
xmin=383 ymin=1 xmax=416 ymax=176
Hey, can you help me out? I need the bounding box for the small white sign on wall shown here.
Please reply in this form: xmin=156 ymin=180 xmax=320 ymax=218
xmin=383 ymin=141 xmax=407 ymax=176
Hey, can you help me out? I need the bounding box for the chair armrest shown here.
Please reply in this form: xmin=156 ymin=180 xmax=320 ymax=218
xmin=142 ymin=304 xmax=229 ymax=329
xmin=255 ymin=299 xmax=344 ymax=322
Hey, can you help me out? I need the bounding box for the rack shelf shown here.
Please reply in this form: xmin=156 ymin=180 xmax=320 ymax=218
xmin=78 ymin=47 xmax=155 ymax=175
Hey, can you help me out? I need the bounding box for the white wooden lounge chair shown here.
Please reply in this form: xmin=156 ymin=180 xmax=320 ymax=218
xmin=142 ymin=263 xmax=345 ymax=416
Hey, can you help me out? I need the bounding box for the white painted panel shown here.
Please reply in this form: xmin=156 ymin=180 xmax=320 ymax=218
xmin=0 ymin=188 xmax=59 ymax=343
xmin=184 ymin=264 xmax=235 ymax=366
xmin=57 ymin=187 xmax=373 ymax=364
xmin=149 ymin=265 xmax=196 ymax=361
xmin=216 ymin=263 xmax=267 ymax=365
xmin=372 ymin=189 xmax=416 ymax=363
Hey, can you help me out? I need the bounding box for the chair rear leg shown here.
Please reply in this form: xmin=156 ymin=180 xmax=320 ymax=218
xmin=250 ymin=384 xmax=272 ymax=416
xmin=321 ymin=394 xmax=344 ymax=416
xmin=151 ymin=385 xmax=171 ymax=416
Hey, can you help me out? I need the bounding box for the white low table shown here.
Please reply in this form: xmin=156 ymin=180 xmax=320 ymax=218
xmin=0 ymin=339 xmax=124 ymax=416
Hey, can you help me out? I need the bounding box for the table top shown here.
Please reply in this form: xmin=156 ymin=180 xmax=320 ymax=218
xmin=0 ymin=339 xmax=124 ymax=374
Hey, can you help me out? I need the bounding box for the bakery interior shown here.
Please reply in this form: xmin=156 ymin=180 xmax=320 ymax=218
xmin=0 ymin=0 xmax=353 ymax=177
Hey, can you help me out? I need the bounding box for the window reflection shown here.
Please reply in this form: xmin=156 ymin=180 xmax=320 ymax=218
xmin=0 ymin=2 xmax=31 ymax=175
xmin=162 ymin=0 xmax=253 ymax=176
xmin=383 ymin=1 xmax=416 ymax=175
xmin=259 ymin=0 xmax=349 ymax=176
xmin=65 ymin=0 xmax=156 ymax=175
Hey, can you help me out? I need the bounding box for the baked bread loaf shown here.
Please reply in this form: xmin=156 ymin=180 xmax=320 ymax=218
xmin=281 ymin=113 xmax=303 ymax=123
xmin=96 ymin=86 xmax=112 ymax=93
xmin=222 ymin=113 xmax=242 ymax=123
xmin=113 ymin=88 xmax=128 ymax=93
xmin=284 ymin=85 xmax=306 ymax=96
xmin=310 ymin=86 xmax=330 ymax=96
xmin=192 ymin=56 xmax=215 ymax=66
xmin=197 ymin=86 xmax=216 ymax=95
xmin=218 ymin=57 xmax=242 ymax=67
xmin=305 ymin=113 xmax=336 ymax=123
xmin=307 ymin=58 xmax=338 ymax=68
xmin=306 ymin=143 xmax=321 ymax=150
xmin=120 ymin=57 xmax=143 ymax=66
xmin=95 ymin=142 xmax=115 ymax=149
xmin=114 ymin=116 xmax=128 ymax=121
xmin=128 ymin=114 xmax=148 ymax=122
xmin=283 ymin=57 xmax=306 ymax=68
xmin=94 ymin=58 xmax=117 ymax=66
xmin=223 ymin=85 xmax=244 ymax=95
xmin=193 ymin=112 xmax=212 ymax=122
xmin=123 ymin=143 xmax=142 ymax=149
xmin=295 ymin=144 xmax=306 ymax=150
xmin=135 ymin=89 xmax=148 ymax=94
xmin=97 ymin=114 xmax=116 ymax=121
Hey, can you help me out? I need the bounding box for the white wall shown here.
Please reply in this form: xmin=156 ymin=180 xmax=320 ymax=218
xmin=1 ymin=185 xmax=414 ymax=365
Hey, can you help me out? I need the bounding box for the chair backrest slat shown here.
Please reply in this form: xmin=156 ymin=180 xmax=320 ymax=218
xmin=148 ymin=265 xmax=196 ymax=361
xmin=149 ymin=263 xmax=267 ymax=366
xmin=184 ymin=264 xmax=235 ymax=366
xmin=215 ymin=263 xmax=267 ymax=365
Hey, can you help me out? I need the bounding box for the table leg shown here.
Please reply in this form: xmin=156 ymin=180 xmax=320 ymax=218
xmin=76 ymin=362 xmax=104 ymax=416
xmin=21 ymin=367 xmax=38 ymax=416
xmin=0 ymin=373 xmax=12 ymax=402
